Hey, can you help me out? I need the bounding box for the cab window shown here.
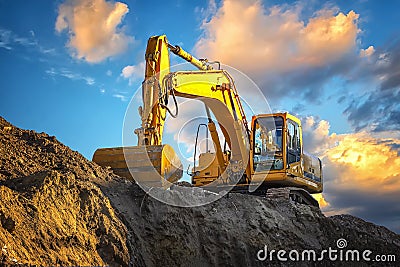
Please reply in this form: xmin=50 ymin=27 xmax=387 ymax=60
xmin=253 ymin=116 xmax=284 ymax=171
xmin=287 ymin=120 xmax=301 ymax=164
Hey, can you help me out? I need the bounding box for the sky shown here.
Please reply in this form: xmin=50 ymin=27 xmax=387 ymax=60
xmin=0 ymin=0 xmax=399 ymax=233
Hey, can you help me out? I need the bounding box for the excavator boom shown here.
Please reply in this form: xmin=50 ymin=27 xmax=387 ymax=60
xmin=93 ymin=35 xmax=240 ymax=187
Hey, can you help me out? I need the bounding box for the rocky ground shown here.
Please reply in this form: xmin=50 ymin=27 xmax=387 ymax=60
xmin=0 ymin=116 xmax=399 ymax=266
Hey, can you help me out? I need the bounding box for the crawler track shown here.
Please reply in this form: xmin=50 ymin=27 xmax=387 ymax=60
xmin=265 ymin=187 xmax=319 ymax=207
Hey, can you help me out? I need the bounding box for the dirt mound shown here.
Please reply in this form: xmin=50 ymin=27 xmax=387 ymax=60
xmin=0 ymin=116 xmax=399 ymax=266
xmin=104 ymin=182 xmax=400 ymax=266
xmin=0 ymin=117 xmax=132 ymax=266
xmin=0 ymin=117 xmax=110 ymax=181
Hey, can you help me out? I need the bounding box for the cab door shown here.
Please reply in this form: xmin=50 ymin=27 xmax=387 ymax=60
xmin=286 ymin=120 xmax=303 ymax=177
xmin=251 ymin=116 xmax=284 ymax=173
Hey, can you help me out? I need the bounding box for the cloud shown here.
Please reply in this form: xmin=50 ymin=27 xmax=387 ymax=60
xmin=45 ymin=67 xmax=95 ymax=86
xmin=112 ymin=93 xmax=128 ymax=101
xmin=301 ymin=116 xmax=337 ymax=155
xmin=194 ymin=0 xmax=218 ymax=23
xmin=0 ymin=28 xmax=12 ymax=50
xmin=0 ymin=27 xmax=37 ymax=50
xmin=324 ymin=133 xmax=400 ymax=193
xmin=0 ymin=27 xmax=57 ymax=57
xmin=302 ymin=117 xmax=400 ymax=232
xmin=344 ymin=88 xmax=400 ymax=132
xmin=360 ymin=45 xmax=375 ymax=58
xmin=344 ymin=40 xmax=400 ymax=132
xmin=192 ymin=1 xmax=369 ymax=105
xmin=195 ymin=1 xmax=359 ymax=74
xmin=55 ymin=0 xmax=133 ymax=63
xmin=313 ymin=193 xmax=329 ymax=209
xmin=323 ymin=133 xmax=400 ymax=232
xmin=120 ymin=62 xmax=145 ymax=85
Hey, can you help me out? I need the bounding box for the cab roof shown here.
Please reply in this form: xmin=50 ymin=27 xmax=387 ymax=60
xmin=252 ymin=112 xmax=302 ymax=126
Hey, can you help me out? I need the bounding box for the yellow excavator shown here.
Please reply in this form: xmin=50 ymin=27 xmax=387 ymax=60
xmin=93 ymin=35 xmax=322 ymax=206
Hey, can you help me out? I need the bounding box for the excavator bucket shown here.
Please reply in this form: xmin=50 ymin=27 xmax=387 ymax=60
xmin=93 ymin=144 xmax=183 ymax=188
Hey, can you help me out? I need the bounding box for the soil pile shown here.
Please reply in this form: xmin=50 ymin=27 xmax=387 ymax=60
xmin=0 ymin=116 xmax=399 ymax=266
xmin=0 ymin=117 xmax=132 ymax=266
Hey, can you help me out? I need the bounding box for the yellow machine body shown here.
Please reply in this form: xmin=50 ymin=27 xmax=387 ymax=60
xmin=192 ymin=113 xmax=322 ymax=193
xmin=93 ymin=35 xmax=323 ymax=195
xmin=248 ymin=113 xmax=322 ymax=193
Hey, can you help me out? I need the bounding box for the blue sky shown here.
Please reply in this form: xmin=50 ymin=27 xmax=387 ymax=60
xmin=0 ymin=0 xmax=395 ymax=157
xmin=1 ymin=0 xmax=400 ymax=233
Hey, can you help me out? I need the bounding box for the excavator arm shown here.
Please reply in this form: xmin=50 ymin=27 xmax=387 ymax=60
xmin=136 ymin=35 xmax=213 ymax=146
xmin=163 ymin=70 xmax=250 ymax=178
xmin=93 ymin=35 xmax=250 ymax=187
xmin=135 ymin=35 xmax=170 ymax=146
xmin=138 ymin=35 xmax=250 ymax=176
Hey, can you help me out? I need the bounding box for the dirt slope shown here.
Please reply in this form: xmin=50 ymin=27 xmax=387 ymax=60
xmin=0 ymin=117 xmax=133 ymax=266
xmin=0 ymin=116 xmax=399 ymax=266
xmin=102 ymin=181 xmax=400 ymax=266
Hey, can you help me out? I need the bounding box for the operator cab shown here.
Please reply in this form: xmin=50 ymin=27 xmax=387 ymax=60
xmin=251 ymin=113 xmax=322 ymax=193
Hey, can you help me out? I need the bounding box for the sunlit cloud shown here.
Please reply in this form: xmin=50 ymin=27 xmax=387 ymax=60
xmin=195 ymin=0 xmax=360 ymax=75
xmin=323 ymin=133 xmax=400 ymax=232
xmin=360 ymin=45 xmax=375 ymax=58
xmin=303 ymin=116 xmax=400 ymax=231
xmin=313 ymin=193 xmax=329 ymax=208
xmin=55 ymin=0 xmax=133 ymax=63
xmin=324 ymin=132 xmax=400 ymax=193
xmin=191 ymin=0 xmax=370 ymax=105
